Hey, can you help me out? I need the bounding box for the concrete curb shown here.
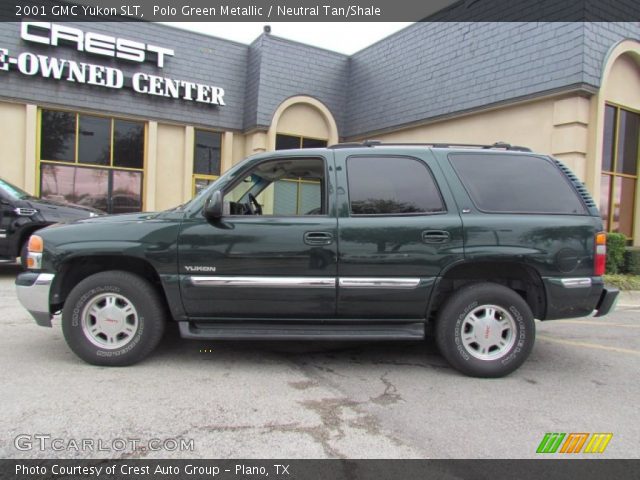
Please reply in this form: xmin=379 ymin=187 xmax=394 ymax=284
xmin=617 ymin=290 xmax=640 ymax=308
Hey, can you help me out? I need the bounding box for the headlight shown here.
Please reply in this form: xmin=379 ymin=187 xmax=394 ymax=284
xmin=89 ymin=212 xmax=99 ymax=217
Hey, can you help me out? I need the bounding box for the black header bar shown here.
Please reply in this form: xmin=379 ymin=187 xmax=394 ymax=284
xmin=2 ymin=0 xmax=640 ymax=22
xmin=2 ymin=459 xmax=640 ymax=480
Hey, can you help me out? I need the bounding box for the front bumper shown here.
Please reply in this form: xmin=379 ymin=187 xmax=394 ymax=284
xmin=15 ymin=272 xmax=55 ymax=327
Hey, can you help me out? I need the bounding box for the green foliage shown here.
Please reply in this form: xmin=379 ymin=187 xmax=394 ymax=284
xmin=606 ymin=233 xmax=627 ymax=274
xmin=603 ymin=274 xmax=640 ymax=291
xmin=624 ymin=248 xmax=640 ymax=276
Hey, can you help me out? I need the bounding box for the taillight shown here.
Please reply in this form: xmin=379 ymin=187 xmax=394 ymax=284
xmin=595 ymin=232 xmax=607 ymax=276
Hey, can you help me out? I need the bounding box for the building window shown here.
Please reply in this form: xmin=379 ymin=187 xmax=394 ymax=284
xmin=600 ymin=104 xmax=639 ymax=240
xmin=193 ymin=129 xmax=222 ymax=195
xmin=39 ymin=109 xmax=145 ymax=214
xmin=276 ymin=134 xmax=328 ymax=150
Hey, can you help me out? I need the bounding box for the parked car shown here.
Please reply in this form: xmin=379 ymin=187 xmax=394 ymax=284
xmin=15 ymin=142 xmax=618 ymax=377
xmin=0 ymin=178 xmax=102 ymax=266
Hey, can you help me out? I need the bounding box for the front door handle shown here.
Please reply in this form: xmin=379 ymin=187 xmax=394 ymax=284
xmin=304 ymin=231 xmax=334 ymax=246
xmin=422 ymin=230 xmax=451 ymax=244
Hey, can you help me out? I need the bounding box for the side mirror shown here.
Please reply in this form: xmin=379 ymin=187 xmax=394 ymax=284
xmin=204 ymin=190 xmax=223 ymax=220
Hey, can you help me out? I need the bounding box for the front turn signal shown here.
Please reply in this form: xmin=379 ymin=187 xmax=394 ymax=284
xmin=28 ymin=235 xmax=43 ymax=253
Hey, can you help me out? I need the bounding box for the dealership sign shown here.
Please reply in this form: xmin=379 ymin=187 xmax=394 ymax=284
xmin=0 ymin=22 xmax=226 ymax=106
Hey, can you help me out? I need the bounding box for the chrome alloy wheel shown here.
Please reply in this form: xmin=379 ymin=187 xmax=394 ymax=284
xmin=81 ymin=293 xmax=139 ymax=349
xmin=460 ymin=304 xmax=517 ymax=361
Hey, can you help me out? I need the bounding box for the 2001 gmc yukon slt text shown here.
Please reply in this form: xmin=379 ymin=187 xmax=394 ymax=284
xmin=15 ymin=142 xmax=619 ymax=377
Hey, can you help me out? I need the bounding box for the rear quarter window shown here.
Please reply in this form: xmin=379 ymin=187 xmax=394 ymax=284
xmin=448 ymin=153 xmax=587 ymax=215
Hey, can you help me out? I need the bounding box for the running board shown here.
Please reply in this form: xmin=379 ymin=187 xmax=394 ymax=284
xmin=179 ymin=321 xmax=425 ymax=341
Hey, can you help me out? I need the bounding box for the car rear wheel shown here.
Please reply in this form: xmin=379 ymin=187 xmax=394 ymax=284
xmin=435 ymin=282 xmax=535 ymax=378
xmin=62 ymin=271 xmax=165 ymax=366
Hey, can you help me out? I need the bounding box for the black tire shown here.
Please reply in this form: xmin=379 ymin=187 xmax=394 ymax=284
xmin=435 ymin=282 xmax=535 ymax=378
xmin=62 ymin=271 xmax=166 ymax=366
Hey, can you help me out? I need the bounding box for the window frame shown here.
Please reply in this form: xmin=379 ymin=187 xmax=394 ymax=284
xmin=345 ymin=155 xmax=447 ymax=217
xmin=37 ymin=107 xmax=146 ymax=211
xmin=221 ymin=156 xmax=329 ymax=218
xmin=39 ymin=108 xmax=146 ymax=171
xmin=448 ymin=151 xmax=588 ymax=216
xmin=600 ymin=102 xmax=639 ymax=242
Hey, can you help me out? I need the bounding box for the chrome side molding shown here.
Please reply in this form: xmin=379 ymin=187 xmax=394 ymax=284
xmin=189 ymin=276 xmax=336 ymax=288
xmin=338 ymin=278 xmax=421 ymax=289
xmin=188 ymin=276 xmax=421 ymax=289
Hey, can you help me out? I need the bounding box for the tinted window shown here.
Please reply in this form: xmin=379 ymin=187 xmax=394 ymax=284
xmin=449 ymin=153 xmax=586 ymax=214
xmin=78 ymin=115 xmax=110 ymax=166
xmin=617 ymin=109 xmax=639 ymax=176
xmin=276 ymin=134 xmax=301 ymax=150
xmin=194 ymin=130 xmax=221 ymax=176
xmin=302 ymin=137 xmax=328 ymax=148
xmin=602 ymin=105 xmax=616 ymax=172
xmin=113 ymin=120 xmax=144 ymax=169
xmin=347 ymin=156 xmax=444 ymax=215
xmin=40 ymin=110 xmax=76 ymax=162
xmin=275 ymin=134 xmax=328 ymax=150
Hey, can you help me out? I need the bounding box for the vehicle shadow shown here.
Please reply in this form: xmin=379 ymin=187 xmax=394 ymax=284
xmin=158 ymin=322 xmax=450 ymax=372
xmin=0 ymin=264 xmax=21 ymax=278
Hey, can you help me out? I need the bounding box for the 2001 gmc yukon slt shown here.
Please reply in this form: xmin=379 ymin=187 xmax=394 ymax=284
xmin=15 ymin=142 xmax=619 ymax=377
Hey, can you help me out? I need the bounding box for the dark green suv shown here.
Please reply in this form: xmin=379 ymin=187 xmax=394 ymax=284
xmin=15 ymin=142 xmax=619 ymax=377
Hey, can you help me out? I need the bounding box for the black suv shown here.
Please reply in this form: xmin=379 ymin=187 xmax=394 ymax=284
xmin=15 ymin=143 xmax=619 ymax=377
xmin=0 ymin=177 xmax=101 ymax=265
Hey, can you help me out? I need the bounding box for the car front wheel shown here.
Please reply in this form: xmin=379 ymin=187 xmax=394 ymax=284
xmin=62 ymin=271 xmax=166 ymax=366
xmin=435 ymin=282 xmax=535 ymax=378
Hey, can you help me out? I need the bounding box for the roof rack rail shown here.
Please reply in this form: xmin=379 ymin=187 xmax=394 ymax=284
xmin=328 ymin=141 xmax=532 ymax=152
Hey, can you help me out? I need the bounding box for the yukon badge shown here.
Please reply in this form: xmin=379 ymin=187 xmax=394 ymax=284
xmin=184 ymin=266 xmax=217 ymax=272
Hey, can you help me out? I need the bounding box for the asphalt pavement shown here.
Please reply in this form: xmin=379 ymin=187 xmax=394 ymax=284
xmin=1 ymin=264 xmax=638 ymax=459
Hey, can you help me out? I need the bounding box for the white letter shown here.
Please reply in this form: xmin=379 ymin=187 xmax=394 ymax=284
xmin=132 ymin=72 xmax=148 ymax=93
xmin=116 ymin=39 xmax=145 ymax=63
xmin=38 ymin=55 xmax=66 ymax=79
xmin=21 ymin=22 xmax=51 ymax=45
xmin=146 ymin=44 xmax=174 ymax=68
xmin=51 ymin=24 xmax=84 ymax=50
xmin=17 ymin=53 xmax=39 ymax=75
xmin=85 ymin=32 xmax=116 ymax=57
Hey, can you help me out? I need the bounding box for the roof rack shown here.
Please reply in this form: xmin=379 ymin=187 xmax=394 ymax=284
xmin=328 ymin=141 xmax=532 ymax=152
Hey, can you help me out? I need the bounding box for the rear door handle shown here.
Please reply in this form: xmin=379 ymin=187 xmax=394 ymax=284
xmin=421 ymin=230 xmax=451 ymax=244
xmin=304 ymin=231 xmax=334 ymax=246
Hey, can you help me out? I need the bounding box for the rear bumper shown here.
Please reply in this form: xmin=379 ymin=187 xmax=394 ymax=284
xmin=542 ymin=276 xmax=617 ymax=320
xmin=15 ymin=272 xmax=54 ymax=327
xmin=594 ymin=287 xmax=619 ymax=317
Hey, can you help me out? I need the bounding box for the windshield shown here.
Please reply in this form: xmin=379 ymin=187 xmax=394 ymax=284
xmin=0 ymin=178 xmax=33 ymax=200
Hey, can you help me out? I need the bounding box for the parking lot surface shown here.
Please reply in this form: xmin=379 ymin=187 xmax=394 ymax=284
xmin=1 ymin=265 xmax=638 ymax=459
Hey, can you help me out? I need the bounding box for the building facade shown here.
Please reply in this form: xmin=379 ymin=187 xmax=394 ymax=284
xmin=1 ymin=21 xmax=639 ymax=243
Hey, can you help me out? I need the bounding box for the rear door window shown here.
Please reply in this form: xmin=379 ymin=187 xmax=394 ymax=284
xmin=346 ymin=156 xmax=445 ymax=215
xmin=449 ymin=153 xmax=586 ymax=214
